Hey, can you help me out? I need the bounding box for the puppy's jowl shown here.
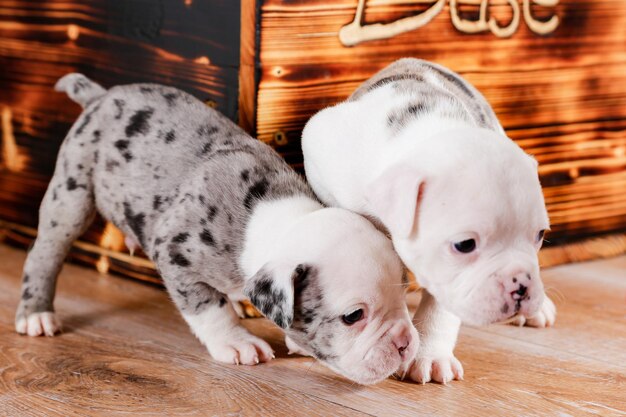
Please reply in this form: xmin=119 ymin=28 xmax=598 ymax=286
xmin=303 ymin=58 xmax=556 ymax=384
xmin=15 ymin=74 xmax=419 ymax=385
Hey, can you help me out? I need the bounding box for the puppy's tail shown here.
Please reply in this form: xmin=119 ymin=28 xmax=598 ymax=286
xmin=54 ymin=73 xmax=107 ymax=108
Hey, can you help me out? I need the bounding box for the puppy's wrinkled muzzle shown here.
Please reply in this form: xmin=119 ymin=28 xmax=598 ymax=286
xmin=500 ymin=269 xmax=543 ymax=319
xmin=333 ymin=320 xmax=419 ymax=385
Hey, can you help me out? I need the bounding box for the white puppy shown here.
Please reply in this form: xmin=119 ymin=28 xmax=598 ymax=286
xmin=302 ymin=58 xmax=556 ymax=384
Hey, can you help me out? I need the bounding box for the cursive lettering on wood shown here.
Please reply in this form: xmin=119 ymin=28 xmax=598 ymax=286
xmin=339 ymin=0 xmax=560 ymax=46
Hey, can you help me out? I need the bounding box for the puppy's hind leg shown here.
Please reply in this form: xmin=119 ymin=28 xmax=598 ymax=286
xmin=15 ymin=159 xmax=96 ymax=336
xmin=165 ymin=275 xmax=274 ymax=365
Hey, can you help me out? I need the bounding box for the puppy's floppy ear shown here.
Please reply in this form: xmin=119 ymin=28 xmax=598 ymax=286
xmin=366 ymin=166 xmax=424 ymax=238
xmin=244 ymin=263 xmax=311 ymax=329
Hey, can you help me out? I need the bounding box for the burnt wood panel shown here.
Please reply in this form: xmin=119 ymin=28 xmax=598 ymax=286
xmin=0 ymin=0 xmax=242 ymax=279
xmin=255 ymin=0 xmax=626 ymax=242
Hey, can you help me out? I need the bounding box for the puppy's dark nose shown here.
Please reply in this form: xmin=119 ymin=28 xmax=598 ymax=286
xmin=511 ymin=284 xmax=528 ymax=300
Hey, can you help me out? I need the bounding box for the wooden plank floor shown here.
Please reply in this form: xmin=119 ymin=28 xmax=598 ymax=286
xmin=0 ymin=243 xmax=624 ymax=417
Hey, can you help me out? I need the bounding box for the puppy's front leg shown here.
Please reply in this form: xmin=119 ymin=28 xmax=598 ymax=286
xmin=405 ymin=289 xmax=463 ymax=384
xmin=168 ymin=278 xmax=275 ymax=365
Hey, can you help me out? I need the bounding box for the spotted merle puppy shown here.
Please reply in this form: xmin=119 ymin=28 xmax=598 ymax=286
xmin=14 ymin=74 xmax=418 ymax=384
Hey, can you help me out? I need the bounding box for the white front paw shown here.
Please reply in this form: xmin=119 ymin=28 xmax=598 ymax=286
xmin=509 ymin=295 xmax=556 ymax=328
xmin=405 ymin=354 xmax=464 ymax=384
xmin=206 ymin=328 xmax=275 ymax=366
xmin=15 ymin=312 xmax=61 ymax=337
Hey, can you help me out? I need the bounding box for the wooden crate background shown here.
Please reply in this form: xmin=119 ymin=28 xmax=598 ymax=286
xmin=0 ymin=0 xmax=242 ymax=282
xmin=1 ymin=0 xmax=626 ymax=283
xmin=252 ymin=0 xmax=626 ymax=245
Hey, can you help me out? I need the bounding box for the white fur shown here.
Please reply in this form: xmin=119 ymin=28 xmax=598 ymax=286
xmin=238 ymin=196 xmax=420 ymax=384
xmin=183 ymin=306 xmax=273 ymax=365
xmin=16 ymin=312 xmax=61 ymax=337
xmin=302 ymin=69 xmax=555 ymax=384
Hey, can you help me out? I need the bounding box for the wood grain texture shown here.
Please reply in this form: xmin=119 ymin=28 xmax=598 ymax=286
xmin=0 ymin=243 xmax=624 ymax=416
xmin=0 ymin=0 xmax=242 ymax=280
xmin=239 ymin=0 xmax=261 ymax=134
xmin=255 ymin=0 xmax=626 ymax=241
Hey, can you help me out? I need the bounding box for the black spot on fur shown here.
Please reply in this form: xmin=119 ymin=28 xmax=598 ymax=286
xmin=407 ymin=102 xmax=425 ymax=114
xmin=367 ymin=73 xmax=425 ymax=93
xmin=177 ymin=288 xmax=188 ymax=298
xmin=23 ymin=274 xmax=30 ymax=283
xmin=198 ymin=195 xmax=206 ymax=205
xmin=125 ymin=108 xmax=154 ymax=137
xmin=75 ymin=103 xmax=101 ymax=136
xmin=22 ymin=287 xmax=33 ymax=300
xmin=199 ymin=229 xmax=215 ymax=246
xmin=248 ymin=277 xmax=290 ymax=328
xmin=240 ymin=170 xmax=249 ymax=182
xmin=293 ymin=265 xmax=312 ymax=297
xmin=163 ymin=92 xmax=178 ymax=106
xmin=66 ymin=177 xmax=78 ymax=191
xmin=172 ymin=232 xmax=189 ymax=243
xmin=243 ymin=178 xmax=269 ymax=210
xmin=501 ymin=303 xmax=509 ymax=314
xmin=50 ymin=220 xmax=58 ymax=228
xmin=115 ymin=139 xmax=129 ymax=150
xmin=140 ymin=86 xmax=154 ymax=94
xmin=219 ymin=297 xmax=227 ymax=307
xmin=170 ymin=252 xmax=190 ymax=267
xmin=114 ymin=140 xmax=133 ymax=162
xmin=123 ymin=202 xmax=146 ymax=247
xmin=91 ymin=130 xmax=101 ymax=143
xmin=222 ymin=244 xmax=231 ymax=253
xmin=207 ymin=206 xmax=218 ymax=222
xmin=291 ymin=267 xmax=324 ymax=339
xmin=199 ymin=142 xmax=213 ymax=155
xmin=164 ymin=130 xmax=176 ymax=143
xmin=153 ymin=195 xmax=162 ymax=210
xmin=432 ymin=67 xmax=475 ymax=98
xmin=73 ymin=78 xmax=88 ymax=94
xmin=197 ymin=125 xmax=219 ymax=137
xmin=154 ymin=237 xmax=164 ymax=246
xmin=113 ymin=99 xmax=125 ymax=119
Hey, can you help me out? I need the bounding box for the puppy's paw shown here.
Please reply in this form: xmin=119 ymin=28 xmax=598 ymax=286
xmin=207 ymin=328 xmax=274 ymax=366
xmin=15 ymin=312 xmax=61 ymax=337
xmin=405 ymin=354 xmax=464 ymax=384
xmin=509 ymin=295 xmax=556 ymax=328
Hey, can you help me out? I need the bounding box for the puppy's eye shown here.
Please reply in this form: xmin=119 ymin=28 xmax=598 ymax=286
xmin=341 ymin=309 xmax=364 ymax=325
xmin=536 ymin=229 xmax=546 ymax=243
xmin=453 ymin=239 xmax=476 ymax=254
